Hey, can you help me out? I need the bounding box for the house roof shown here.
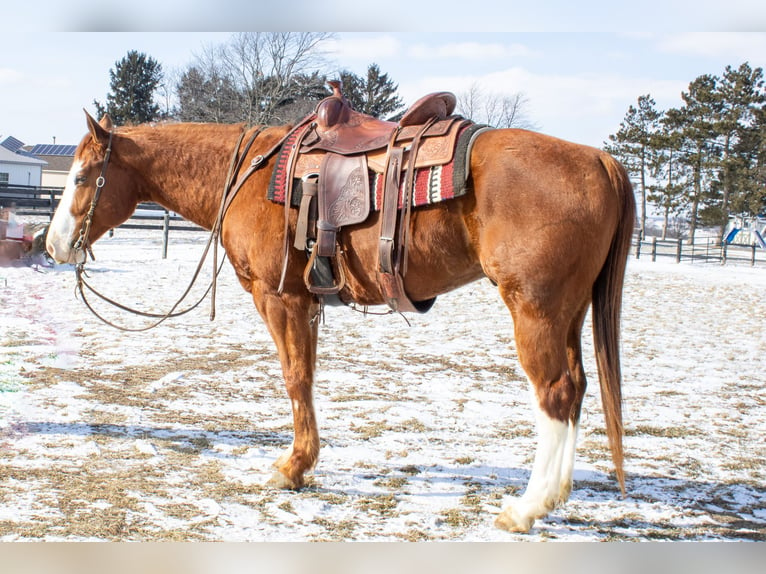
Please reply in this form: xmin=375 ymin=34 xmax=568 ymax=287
xmin=0 ymin=144 xmax=47 ymax=166
xmin=33 ymin=154 xmax=73 ymax=172
xmin=25 ymin=144 xmax=75 ymax=172
xmin=1 ymin=135 xmax=76 ymax=170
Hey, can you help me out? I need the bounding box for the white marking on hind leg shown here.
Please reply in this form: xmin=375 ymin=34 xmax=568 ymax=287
xmin=558 ymin=420 xmax=579 ymax=504
xmin=496 ymin=383 xmax=569 ymax=532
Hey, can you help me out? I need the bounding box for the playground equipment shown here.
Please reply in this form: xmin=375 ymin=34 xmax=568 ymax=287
xmin=723 ymin=217 xmax=766 ymax=249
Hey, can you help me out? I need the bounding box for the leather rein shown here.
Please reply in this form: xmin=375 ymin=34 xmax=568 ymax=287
xmin=73 ymin=117 xmax=314 ymax=332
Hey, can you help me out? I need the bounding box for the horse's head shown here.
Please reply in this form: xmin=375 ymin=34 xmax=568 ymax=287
xmin=46 ymin=111 xmax=142 ymax=264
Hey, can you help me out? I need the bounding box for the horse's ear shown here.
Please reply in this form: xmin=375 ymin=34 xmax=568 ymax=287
xmin=84 ymin=109 xmax=111 ymax=149
xmin=99 ymin=114 xmax=114 ymax=130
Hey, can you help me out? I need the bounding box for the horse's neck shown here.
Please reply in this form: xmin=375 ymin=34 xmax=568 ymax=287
xmin=133 ymin=125 xmax=243 ymax=230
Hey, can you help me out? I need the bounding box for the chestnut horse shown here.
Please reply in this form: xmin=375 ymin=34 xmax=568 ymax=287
xmin=47 ymin=111 xmax=635 ymax=533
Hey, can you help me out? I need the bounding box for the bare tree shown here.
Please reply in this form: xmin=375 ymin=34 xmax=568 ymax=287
xmin=176 ymin=32 xmax=335 ymax=125
xmin=456 ymin=82 xmax=483 ymax=122
xmin=217 ymin=32 xmax=334 ymax=125
xmin=456 ymin=81 xmax=537 ymax=129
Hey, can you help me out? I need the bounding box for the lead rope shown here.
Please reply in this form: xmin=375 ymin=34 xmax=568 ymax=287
xmin=75 ymin=127 xmax=255 ymax=332
xmin=210 ymin=128 xmax=254 ymax=320
xmin=76 ymin=118 xmax=316 ymax=332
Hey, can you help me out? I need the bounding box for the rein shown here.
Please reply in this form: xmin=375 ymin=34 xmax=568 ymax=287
xmin=73 ymin=119 xmax=311 ymax=332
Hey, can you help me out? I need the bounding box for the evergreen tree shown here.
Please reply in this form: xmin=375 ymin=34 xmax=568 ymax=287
xmin=664 ymin=74 xmax=721 ymax=243
xmin=709 ymin=63 xmax=766 ymax=235
xmin=750 ymin=105 xmax=766 ymax=215
xmin=339 ymin=70 xmax=365 ymax=111
xmin=607 ymin=62 xmax=766 ymax=243
xmin=338 ymin=64 xmax=403 ymax=119
xmin=94 ymin=51 xmax=163 ymax=126
xmin=648 ymin=120 xmax=688 ymax=239
xmin=726 ymin=103 xmax=766 ymax=217
xmin=176 ymin=66 xmax=240 ymax=123
xmin=604 ymin=94 xmax=662 ymax=239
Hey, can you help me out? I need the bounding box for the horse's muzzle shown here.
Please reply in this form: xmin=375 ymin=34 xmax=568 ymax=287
xmin=46 ymin=233 xmax=84 ymax=265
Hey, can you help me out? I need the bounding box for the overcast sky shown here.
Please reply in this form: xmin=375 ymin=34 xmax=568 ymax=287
xmin=2 ymin=3 xmax=765 ymax=150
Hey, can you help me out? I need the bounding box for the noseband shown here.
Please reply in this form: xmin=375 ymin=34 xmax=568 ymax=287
xmin=73 ymin=129 xmax=114 ymax=262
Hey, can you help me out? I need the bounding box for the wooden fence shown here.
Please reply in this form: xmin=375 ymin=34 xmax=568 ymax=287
xmin=3 ymin=185 xmax=765 ymax=266
xmin=634 ymin=234 xmax=765 ymax=268
xmin=0 ymin=185 xmax=61 ymax=218
xmin=0 ymin=185 xmax=203 ymax=259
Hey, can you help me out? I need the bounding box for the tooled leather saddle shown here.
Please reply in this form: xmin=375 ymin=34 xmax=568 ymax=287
xmin=279 ymin=81 xmax=475 ymax=313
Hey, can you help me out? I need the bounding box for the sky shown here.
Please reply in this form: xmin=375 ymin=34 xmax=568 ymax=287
xmin=2 ymin=3 xmax=766 ymax=150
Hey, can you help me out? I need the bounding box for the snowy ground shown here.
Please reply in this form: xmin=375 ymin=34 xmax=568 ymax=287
xmin=0 ymin=228 xmax=764 ymax=541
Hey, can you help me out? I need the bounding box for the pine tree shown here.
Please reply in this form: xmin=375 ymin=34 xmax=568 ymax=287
xmin=338 ymin=64 xmax=403 ymax=119
xmin=607 ymin=62 xmax=766 ymax=244
xmin=605 ymin=94 xmax=662 ymax=239
xmin=176 ymin=66 xmax=241 ymax=124
xmin=648 ymin=121 xmax=688 ymax=239
xmin=664 ymin=75 xmax=722 ymax=243
xmin=710 ymin=63 xmax=766 ymax=235
xmin=339 ymin=70 xmax=365 ymax=111
xmin=94 ymin=51 xmax=163 ymax=126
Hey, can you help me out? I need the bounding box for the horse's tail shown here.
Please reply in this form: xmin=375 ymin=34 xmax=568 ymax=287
xmin=592 ymin=153 xmax=636 ymax=496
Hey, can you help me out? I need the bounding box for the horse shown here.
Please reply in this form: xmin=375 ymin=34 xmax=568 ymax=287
xmin=46 ymin=107 xmax=635 ymax=533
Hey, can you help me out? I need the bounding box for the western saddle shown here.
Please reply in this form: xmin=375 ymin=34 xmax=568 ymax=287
xmin=281 ymin=81 xmax=471 ymax=313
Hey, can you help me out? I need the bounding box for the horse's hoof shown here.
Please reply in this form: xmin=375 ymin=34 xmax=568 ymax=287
xmin=558 ymin=481 xmax=573 ymax=505
xmin=494 ymin=507 xmax=534 ymax=533
xmin=266 ymin=470 xmax=301 ymax=490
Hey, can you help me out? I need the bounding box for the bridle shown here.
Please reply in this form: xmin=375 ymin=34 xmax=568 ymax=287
xmin=72 ymin=129 xmax=113 ymax=262
xmin=72 ymin=116 xmax=315 ymax=332
xmin=73 ymin=125 xmax=231 ymax=331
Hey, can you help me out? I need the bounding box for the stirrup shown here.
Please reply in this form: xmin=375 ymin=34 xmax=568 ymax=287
xmin=303 ymin=242 xmax=346 ymax=295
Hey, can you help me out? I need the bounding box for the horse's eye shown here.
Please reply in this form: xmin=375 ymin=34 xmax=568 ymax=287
xmin=75 ymin=175 xmax=87 ymax=186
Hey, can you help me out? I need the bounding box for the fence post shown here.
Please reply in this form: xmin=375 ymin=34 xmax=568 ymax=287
xmin=162 ymin=210 xmax=170 ymax=259
xmin=752 ymin=244 xmax=757 ymax=267
xmin=676 ymin=238 xmax=682 ymax=263
xmin=48 ymin=188 xmax=55 ymax=219
xmin=722 ymin=241 xmax=727 ymax=265
xmin=635 ymin=237 xmax=641 ymax=259
xmin=651 ymin=237 xmax=657 ymax=262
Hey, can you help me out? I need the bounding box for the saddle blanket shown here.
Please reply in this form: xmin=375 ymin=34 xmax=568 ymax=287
xmin=268 ymin=122 xmax=490 ymax=210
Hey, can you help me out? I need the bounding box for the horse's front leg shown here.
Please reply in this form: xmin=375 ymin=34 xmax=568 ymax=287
xmin=253 ymin=288 xmax=320 ymax=489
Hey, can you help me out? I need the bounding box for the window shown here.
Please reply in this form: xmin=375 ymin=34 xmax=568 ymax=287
xmin=0 ymin=172 xmax=8 ymax=186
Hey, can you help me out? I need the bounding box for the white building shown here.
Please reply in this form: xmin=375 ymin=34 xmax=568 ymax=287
xmin=0 ymin=136 xmax=46 ymax=187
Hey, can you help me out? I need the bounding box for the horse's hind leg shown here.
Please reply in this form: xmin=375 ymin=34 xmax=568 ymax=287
xmin=251 ymin=288 xmax=320 ymax=489
xmin=559 ymin=301 xmax=589 ymax=504
xmin=494 ymin=291 xmax=588 ymax=533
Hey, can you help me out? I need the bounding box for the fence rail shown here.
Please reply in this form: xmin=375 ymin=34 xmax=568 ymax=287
xmin=1 ymin=184 xmax=203 ymax=259
xmin=0 ymin=184 xmax=61 ymax=218
xmin=0 ymin=185 xmax=201 ymax=229
xmin=3 ymin=185 xmax=765 ymax=266
xmin=634 ymin=234 xmax=765 ymax=267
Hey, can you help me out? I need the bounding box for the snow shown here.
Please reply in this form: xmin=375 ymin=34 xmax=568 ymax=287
xmin=0 ymin=227 xmax=764 ymax=541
